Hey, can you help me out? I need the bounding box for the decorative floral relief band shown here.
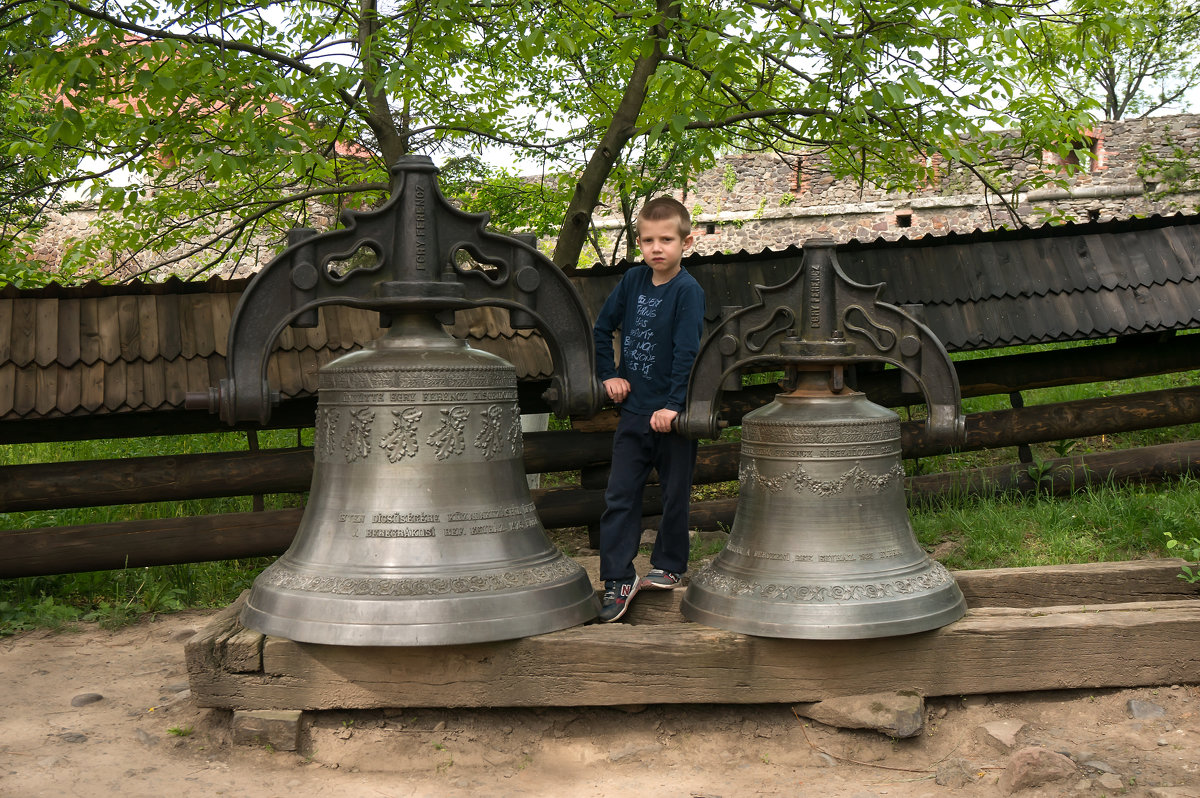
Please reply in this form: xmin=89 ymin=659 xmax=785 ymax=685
xmin=255 ymin=556 xmax=583 ymax=597
xmin=690 ymin=561 xmax=955 ymax=603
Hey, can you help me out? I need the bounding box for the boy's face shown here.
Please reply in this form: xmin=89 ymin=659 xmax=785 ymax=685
xmin=636 ymin=217 xmax=693 ymax=279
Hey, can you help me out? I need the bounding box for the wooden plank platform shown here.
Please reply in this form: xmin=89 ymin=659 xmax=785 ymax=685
xmin=186 ymin=560 xmax=1200 ymax=710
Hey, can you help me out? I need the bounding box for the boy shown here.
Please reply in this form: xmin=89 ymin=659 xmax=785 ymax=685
xmin=592 ymin=196 xmax=706 ymax=622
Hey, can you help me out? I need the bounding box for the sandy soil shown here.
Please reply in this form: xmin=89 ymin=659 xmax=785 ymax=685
xmin=1 ymin=607 xmax=1198 ymax=798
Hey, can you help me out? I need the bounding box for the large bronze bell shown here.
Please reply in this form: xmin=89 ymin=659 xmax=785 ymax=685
xmin=190 ymin=156 xmax=604 ymax=645
xmin=681 ymin=370 xmax=966 ymax=638
xmin=240 ymin=314 xmax=598 ymax=645
xmin=675 ymin=239 xmax=967 ymax=638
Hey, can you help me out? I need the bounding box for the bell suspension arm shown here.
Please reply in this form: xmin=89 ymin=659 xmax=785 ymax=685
xmin=188 ymin=155 xmax=603 ymax=424
xmin=676 ymin=239 xmax=965 ymax=445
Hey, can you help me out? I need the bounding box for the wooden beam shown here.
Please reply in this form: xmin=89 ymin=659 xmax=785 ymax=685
xmin=0 ymin=480 xmax=665 ymax=577
xmin=907 ymin=438 xmax=1200 ymax=501
xmin=0 ymin=400 xmax=320 ymax=445
xmin=0 ymin=509 xmax=304 ymax=578
xmin=7 ymin=436 xmax=1200 ymax=577
xmin=0 ymin=429 xmax=616 ymax=513
xmin=904 ymin=385 xmax=1200 ymax=458
xmin=10 ymin=383 xmax=1196 ymax=514
xmin=186 ymin=589 xmax=1200 ymax=710
xmin=0 ymin=448 xmax=315 ymax=512
xmin=623 ymin=559 xmax=1199 ymax=625
xmin=681 ymin=439 xmax=1200 ymax=530
xmin=8 ymin=335 xmax=1196 ymax=447
xmin=845 ymin=334 xmax=1200 ymax=407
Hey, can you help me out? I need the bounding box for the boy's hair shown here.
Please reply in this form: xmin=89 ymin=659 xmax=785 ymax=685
xmin=637 ymin=196 xmax=692 ymax=238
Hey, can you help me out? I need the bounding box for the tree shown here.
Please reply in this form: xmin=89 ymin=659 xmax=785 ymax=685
xmin=1031 ymin=0 xmax=1200 ymax=121
xmin=1 ymin=0 xmax=1113 ymax=281
xmin=0 ymin=7 xmax=80 ymax=283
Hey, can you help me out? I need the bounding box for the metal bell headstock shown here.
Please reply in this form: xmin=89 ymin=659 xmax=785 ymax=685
xmin=676 ymin=238 xmax=965 ymax=445
xmin=190 ymin=155 xmax=602 ymax=425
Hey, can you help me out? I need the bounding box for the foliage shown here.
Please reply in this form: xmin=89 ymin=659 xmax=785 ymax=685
xmin=1137 ymin=125 xmax=1200 ymax=212
xmin=1028 ymin=0 xmax=1200 ymax=120
xmin=0 ymin=0 xmax=1117 ymax=279
xmin=1164 ymin=530 xmax=1200 ymax=584
xmin=0 ymin=559 xmax=271 ymax=636
xmin=0 ymin=7 xmax=82 ymax=278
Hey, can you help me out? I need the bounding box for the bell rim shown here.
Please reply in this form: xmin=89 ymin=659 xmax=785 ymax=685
xmin=239 ymin=576 xmax=600 ymax=646
xmin=679 ymin=588 xmax=967 ymax=640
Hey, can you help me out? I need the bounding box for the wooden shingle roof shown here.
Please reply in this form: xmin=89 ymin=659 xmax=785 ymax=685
xmin=567 ymin=213 xmax=1200 ymax=352
xmin=4 ymin=213 xmax=1199 ymax=424
xmin=836 ymin=214 xmax=1200 ymax=350
xmin=0 ymin=279 xmax=551 ymax=422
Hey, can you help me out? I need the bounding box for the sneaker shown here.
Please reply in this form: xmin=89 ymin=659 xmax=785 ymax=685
xmin=598 ymin=578 xmax=640 ymax=622
xmin=640 ymin=569 xmax=682 ymax=589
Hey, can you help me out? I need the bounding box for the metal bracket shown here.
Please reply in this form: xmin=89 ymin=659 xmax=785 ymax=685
xmin=676 ymin=238 xmax=965 ymax=444
xmin=188 ymin=155 xmax=602 ymax=424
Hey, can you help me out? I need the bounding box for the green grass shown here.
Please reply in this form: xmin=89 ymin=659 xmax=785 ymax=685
xmin=2 ymin=341 xmax=1198 ymax=635
xmin=0 ymin=429 xmax=303 ymax=635
xmin=911 ymin=478 xmax=1200 ymax=570
xmin=0 ymin=558 xmax=272 ymax=635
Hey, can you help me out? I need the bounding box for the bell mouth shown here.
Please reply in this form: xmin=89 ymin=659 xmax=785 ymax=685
xmin=680 ymin=387 xmax=967 ymax=640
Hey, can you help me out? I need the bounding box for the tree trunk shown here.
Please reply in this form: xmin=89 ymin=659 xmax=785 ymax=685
xmin=359 ymin=0 xmax=407 ymax=165
xmin=551 ymin=0 xmax=679 ymax=268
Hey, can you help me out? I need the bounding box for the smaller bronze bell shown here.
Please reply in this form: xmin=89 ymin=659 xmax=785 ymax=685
xmin=681 ymin=372 xmax=966 ymax=639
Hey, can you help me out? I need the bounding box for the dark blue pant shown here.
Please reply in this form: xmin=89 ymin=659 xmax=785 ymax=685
xmin=598 ymin=411 xmax=698 ymax=582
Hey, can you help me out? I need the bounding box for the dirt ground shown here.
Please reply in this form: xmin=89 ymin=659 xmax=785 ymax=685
xmin=1 ymin=607 xmax=1198 ymax=798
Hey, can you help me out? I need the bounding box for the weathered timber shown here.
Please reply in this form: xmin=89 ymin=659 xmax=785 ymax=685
xmin=9 ymin=436 xmax=1200 ymax=577
xmin=907 ymin=438 xmax=1200 ymax=501
xmin=577 ymin=385 xmax=1200 ymax=462
xmin=574 ymin=336 xmax=1200 ymax=432
xmin=0 ymin=509 xmax=304 ymax=578
xmin=0 ymin=429 xmax=615 ymax=513
xmin=0 ymin=448 xmax=315 ymax=512
xmin=952 ymin=335 xmax=1200 ymax=399
xmin=0 ymin=400 xmax=321 ymax=445
xmin=0 ymin=480 xmax=663 ymax=576
xmin=622 ymin=559 xmax=1199 ymax=625
xmin=679 ymin=438 xmax=1200 ymax=529
xmin=671 ymin=385 xmax=1200 ymax=478
xmin=4 ymin=334 xmax=1197 ymax=445
xmin=859 ymin=334 xmax=1200 ymax=406
xmin=186 ymin=590 xmax=1200 ymax=710
xmin=904 ymin=385 xmax=1200 ymax=459
xmin=950 ymin=559 xmax=1199 ymax=607
xmin=3 ymin=364 xmax=1197 ymax=511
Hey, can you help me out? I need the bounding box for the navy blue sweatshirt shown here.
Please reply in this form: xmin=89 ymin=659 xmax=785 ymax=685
xmin=593 ymin=264 xmax=706 ymax=416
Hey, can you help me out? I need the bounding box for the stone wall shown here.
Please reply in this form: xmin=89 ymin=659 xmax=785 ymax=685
xmin=593 ymin=113 xmax=1200 ymax=258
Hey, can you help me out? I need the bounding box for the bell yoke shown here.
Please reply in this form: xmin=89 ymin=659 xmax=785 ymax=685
xmin=195 ymin=156 xmax=969 ymax=645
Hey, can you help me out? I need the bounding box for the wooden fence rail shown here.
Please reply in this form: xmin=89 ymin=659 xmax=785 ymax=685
xmin=7 ymin=437 xmax=1199 ymax=578
xmin=5 ymin=385 xmax=1200 ymax=514
xmin=3 ymin=336 xmax=1200 ymax=577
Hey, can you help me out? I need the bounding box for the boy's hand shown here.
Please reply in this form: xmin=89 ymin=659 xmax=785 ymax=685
xmin=603 ymin=378 xmax=631 ymax=403
xmin=651 ymin=408 xmax=678 ymax=433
